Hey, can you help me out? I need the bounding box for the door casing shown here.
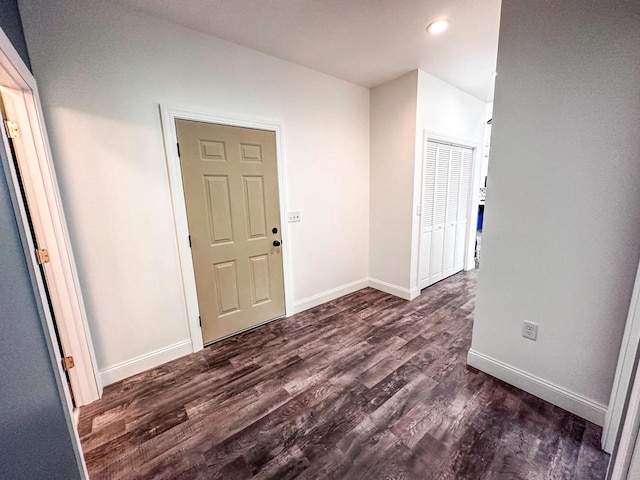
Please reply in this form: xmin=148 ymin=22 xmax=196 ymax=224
xmin=160 ymin=106 xmax=293 ymax=353
xmin=0 ymin=24 xmax=92 ymax=478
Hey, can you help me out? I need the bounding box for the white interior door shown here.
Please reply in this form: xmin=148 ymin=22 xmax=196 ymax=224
xmin=443 ymin=149 xmax=461 ymax=278
xmin=419 ymin=139 xmax=474 ymax=290
xmin=428 ymin=143 xmax=450 ymax=285
xmin=454 ymin=149 xmax=473 ymax=272
xmin=418 ymin=141 xmax=436 ymax=286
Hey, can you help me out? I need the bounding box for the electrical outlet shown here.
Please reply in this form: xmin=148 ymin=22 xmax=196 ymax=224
xmin=522 ymin=320 xmax=538 ymax=341
xmin=287 ymin=211 xmax=301 ymax=223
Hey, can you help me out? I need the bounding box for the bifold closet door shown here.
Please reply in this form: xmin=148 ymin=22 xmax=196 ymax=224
xmin=454 ymin=148 xmax=473 ymax=272
xmin=418 ymin=141 xmax=437 ymax=288
xmin=429 ymin=144 xmax=450 ymax=284
xmin=442 ymin=148 xmax=462 ymax=279
xmin=419 ymin=139 xmax=473 ymax=290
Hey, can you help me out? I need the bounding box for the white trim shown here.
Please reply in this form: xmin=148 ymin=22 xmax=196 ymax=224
xmin=605 ymin=261 xmax=640 ymax=453
xmin=415 ymin=131 xmax=481 ymax=291
xmin=467 ymin=349 xmax=607 ymax=426
xmin=0 ymin=28 xmax=101 ymax=408
xmin=292 ymin=278 xmax=369 ymax=314
xmin=368 ymin=277 xmax=420 ymax=301
xmin=1 ymin=114 xmax=88 ymax=480
xmin=159 ymin=106 xmax=293 ymax=354
xmin=421 ymin=130 xmax=480 ymax=151
xmin=608 ymin=350 xmax=640 ymax=480
xmin=100 ymin=340 xmax=193 ymax=386
xmin=0 ymin=24 xmax=35 ymax=90
xmin=0 ymin=26 xmax=88 ymax=478
xmin=0 ymin=47 xmax=102 ymax=406
xmin=1 ymin=87 xmax=102 ymax=406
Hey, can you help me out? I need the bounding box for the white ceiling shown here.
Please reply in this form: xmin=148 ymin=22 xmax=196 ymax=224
xmin=115 ymin=0 xmax=501 ymax=102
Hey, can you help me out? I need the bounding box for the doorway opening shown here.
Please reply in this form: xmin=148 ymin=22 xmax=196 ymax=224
xmin=0 ymin=95 xmax=76 ymax=405
xmin=0 ymin=83 xmax=101 ymax=409
xmin=475 ymin=106 xmax=494 ymax=268
xmin=0 ymin=28 xmax=94 ymax=477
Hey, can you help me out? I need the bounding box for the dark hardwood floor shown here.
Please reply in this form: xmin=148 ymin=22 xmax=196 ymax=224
xmin=79 ymin=271 xmax=609 ymax=479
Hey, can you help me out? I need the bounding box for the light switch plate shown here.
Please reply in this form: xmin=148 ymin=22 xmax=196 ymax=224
xmin=288 ymin=211 xmax=301 ymax=223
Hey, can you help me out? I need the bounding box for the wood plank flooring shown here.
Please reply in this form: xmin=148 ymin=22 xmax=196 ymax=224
xmin=79 ymin=271 xmax=610 ymax=479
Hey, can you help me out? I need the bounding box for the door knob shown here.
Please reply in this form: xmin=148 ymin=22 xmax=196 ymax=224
xmin=273 ymin=240 xmax=281 ymax=247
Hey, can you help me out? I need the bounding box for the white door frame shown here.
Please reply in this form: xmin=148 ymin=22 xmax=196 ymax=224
xmin=607 ymin=341 xmax=640 ymax=479
xmin=0 ymin=30 xmax=101 ymax=408
xmin=0 ymin=28 xmax=90 ymax=478
xmin=159 ymin=106 xmax=293 ymax=353
xmin=605 ymin=261 xmax=640 ymax=454
xmin=417 ymin=130 xmax=481 ymax=290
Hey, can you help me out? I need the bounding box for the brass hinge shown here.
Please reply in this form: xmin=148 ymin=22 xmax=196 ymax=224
xmin=61 ymin=356 xmax=75 ymax=371
xmin=36 ymin=248 xmax=50 ymax=264
xmin=5 ymin=120 xmax=20 ymax=139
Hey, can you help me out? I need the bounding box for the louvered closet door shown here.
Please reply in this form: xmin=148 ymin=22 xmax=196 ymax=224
xmin=442 ymin=149 xmax=462 ymax=278
xmin=428 ymin=143 xmax=450 ymax=285
xmin=454 ymin=148 xmax=473 ymax=271
xmin=418 ymin=142 xmax=437 ymax=285
xmin=419 ymin=138 xmax=474 ymax=290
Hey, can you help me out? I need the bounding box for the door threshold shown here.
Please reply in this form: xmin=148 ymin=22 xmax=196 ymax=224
xmin=203 ymin=314 xmax=286 ymax=347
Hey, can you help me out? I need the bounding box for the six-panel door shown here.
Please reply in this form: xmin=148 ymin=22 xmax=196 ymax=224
xmin=176 ymin=120 xmax=285 ymax=344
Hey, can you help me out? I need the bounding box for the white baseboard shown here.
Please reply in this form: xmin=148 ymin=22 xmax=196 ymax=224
xmin=368 ymin=277 xmax=420 ymax=301
xmin=467 ymin=349 xmax=607 ymax=426
xmin=291 ymin=278 xmax=369 ymax=315
xmin=100 ymin=339 xmax=193 ymax=386
xmin=99 ymin=278 xmax=419 ymax=386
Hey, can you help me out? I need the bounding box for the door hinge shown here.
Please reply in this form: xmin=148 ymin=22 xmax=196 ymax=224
xmin=5 ymin=120 xmax=20 ymax=139
xmin=61 ymin=356 xmax=75 ymax=371
xmin=177 ymin=142 xmax=181 ymax=157
xmin=199 ymin=316 xmax=202 ymax=328
xmin=36 ymin=248 xmax=50 ymax=264
xmin=188 ymin=235 xmax=192 ymax=248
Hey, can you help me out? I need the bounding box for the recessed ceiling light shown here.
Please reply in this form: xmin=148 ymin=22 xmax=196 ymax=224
xmin=427 ymin=19 xmax=450 ymax=34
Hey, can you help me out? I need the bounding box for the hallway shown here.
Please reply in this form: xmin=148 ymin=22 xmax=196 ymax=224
xmin=78 ymin=271 xmax=609 ymax=479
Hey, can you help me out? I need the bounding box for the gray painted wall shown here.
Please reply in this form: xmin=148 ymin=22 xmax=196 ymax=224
xmin=471 ymin=0 xmax=640 ymax=416
xmin=0 ymin=4 xmax=81 ymax=478
xmin=0 ymin=0 xmax=31 ymax=69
